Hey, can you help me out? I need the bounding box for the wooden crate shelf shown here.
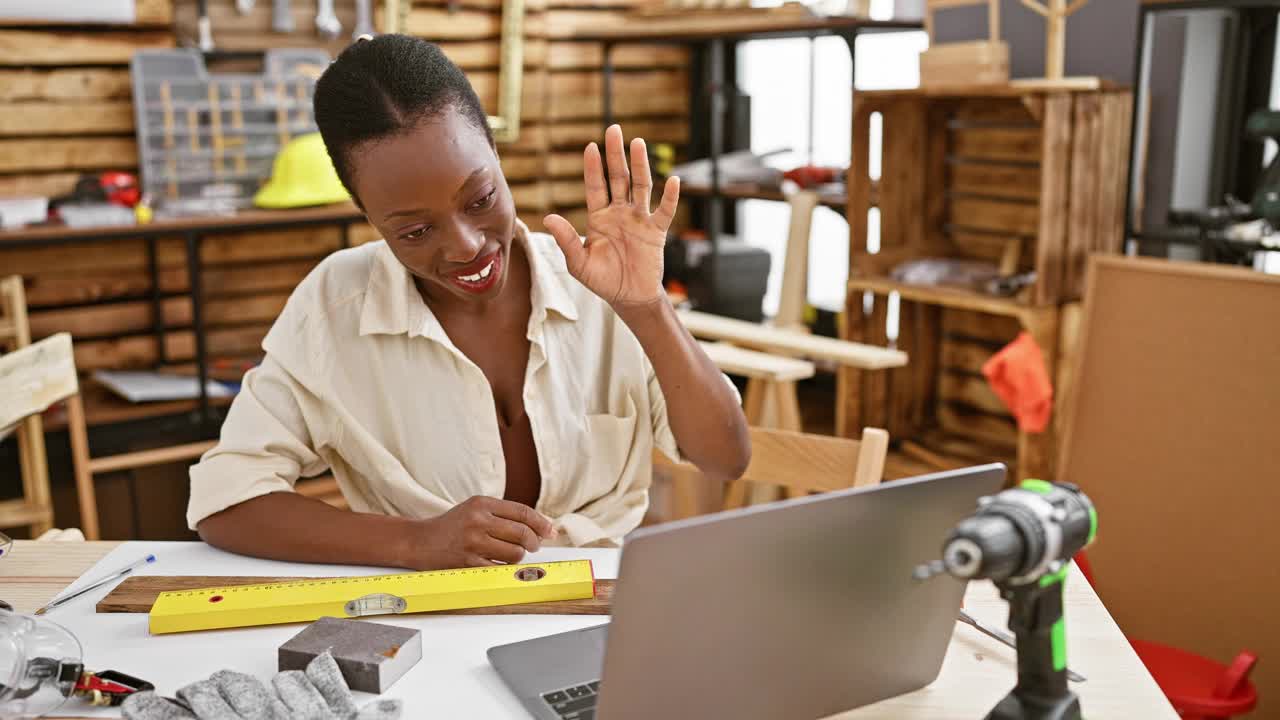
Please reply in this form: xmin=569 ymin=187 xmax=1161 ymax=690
xmin=846 ymin=84 xmax=1132 ymax=307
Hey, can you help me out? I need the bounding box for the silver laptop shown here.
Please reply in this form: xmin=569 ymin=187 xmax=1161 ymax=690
xmin=489 ymin=464 xmax=1006 ymax=720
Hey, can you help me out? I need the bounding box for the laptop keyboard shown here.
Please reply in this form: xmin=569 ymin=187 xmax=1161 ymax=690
xmin=541 ymin=680 xmax=600 ymax=719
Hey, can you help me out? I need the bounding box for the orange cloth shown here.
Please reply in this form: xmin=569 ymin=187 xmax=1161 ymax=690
xmin=982 ymin=332 xmax=1053 ymax=433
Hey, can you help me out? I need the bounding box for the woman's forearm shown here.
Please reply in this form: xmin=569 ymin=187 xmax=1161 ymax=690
xmin=196 ymin=492 xmax=421 ymax=568
xmin=616 ymin=298 xmax=751 ymax=482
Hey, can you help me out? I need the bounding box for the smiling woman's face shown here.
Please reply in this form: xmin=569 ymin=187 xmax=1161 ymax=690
xmin=350 ymin=107 xmax=517 ymax=309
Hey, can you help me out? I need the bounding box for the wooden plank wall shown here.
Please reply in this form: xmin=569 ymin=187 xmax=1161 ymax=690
xmin=0 ymin=0 xmax=691 ymax=429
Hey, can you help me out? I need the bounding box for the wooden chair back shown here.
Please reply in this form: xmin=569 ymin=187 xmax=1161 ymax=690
xmin=0 ymin=325 xmax=77 ymax=537
xmin=657 ymin=426 xmax=890 ymax=515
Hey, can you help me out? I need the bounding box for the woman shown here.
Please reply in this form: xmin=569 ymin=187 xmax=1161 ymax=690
xmin=188 ymin=35 xmax=750 ymax=570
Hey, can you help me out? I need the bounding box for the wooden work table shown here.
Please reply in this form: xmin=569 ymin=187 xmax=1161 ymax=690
xmin=2 ymin=541 xmax=1177 ymax=719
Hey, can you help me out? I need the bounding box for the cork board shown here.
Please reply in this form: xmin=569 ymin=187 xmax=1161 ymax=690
xmin=1058 ymin=255 xmax=1280 ymax=714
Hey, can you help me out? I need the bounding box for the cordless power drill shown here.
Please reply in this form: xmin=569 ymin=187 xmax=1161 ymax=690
xmin=917 ymin=480 xmax=1097 ymax=720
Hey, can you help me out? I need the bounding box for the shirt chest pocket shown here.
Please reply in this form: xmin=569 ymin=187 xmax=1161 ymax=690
xmin=565 ymin=402 xmax=642 ymax=510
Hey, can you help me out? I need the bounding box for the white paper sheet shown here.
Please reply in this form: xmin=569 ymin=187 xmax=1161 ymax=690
xmin=0 ymin=0 xmax=136 ymax=23
xmin=45 ymin=542 xmax=619 ymax=718
xmin=92 ymin=371 xmax=234 ymax=403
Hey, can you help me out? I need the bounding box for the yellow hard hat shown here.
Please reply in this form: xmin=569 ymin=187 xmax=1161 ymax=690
xmin=254 ymin=133 xmax=350 ymax=209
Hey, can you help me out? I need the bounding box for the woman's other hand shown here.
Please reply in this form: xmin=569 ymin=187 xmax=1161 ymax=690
xmin=542 ymin=124 xmax=680 ymax=309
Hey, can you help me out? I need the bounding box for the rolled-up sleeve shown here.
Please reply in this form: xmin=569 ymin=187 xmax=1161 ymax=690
xmin=187 ymin=353 xmax=330 ymax=530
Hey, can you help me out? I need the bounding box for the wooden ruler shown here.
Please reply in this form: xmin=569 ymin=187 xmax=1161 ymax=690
xmin=143 ymin=560 xmax=597 ymax=634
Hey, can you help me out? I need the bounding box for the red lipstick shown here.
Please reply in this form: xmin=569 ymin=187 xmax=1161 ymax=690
xmin=447 ymin=248 xmax=502 ymax=294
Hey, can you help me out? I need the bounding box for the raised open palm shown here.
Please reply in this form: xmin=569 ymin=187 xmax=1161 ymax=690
xmin=543 ymin=124 xmax=680 ymax=308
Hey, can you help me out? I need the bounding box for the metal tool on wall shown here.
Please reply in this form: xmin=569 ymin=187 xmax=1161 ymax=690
xmin=315 ymin=0 xmax=342 ymax=38
xmin=353 ymin=0 xmax=375 ymax=39
xmin=273 ymin=0 xmax=295 ymax=32
xmin=196 ymin=0 xmax=215 ymax=52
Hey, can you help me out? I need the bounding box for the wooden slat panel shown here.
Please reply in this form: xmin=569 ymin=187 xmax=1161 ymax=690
xmin=950 ymin=127 xmax=1042 ymax=162
xmin=413 ymin=0 xmax=549 ymax=10
xmin=1093 ymin=92 xmax=1132 ymax=259
xmin=0 ymin=69 xmax=132 ymax=101
xmin=400 ymin=8 xmax=504 ymax=39
xmin=87 ymin=440 xmax=216 ymax=474
xmin=949 ymin=230 xmax=1026 ymax=267
xmin=549 ymin=149 xmax=583 ymax=178
xmin=499 ymin=152 xmax=545 ymax=182
xmin=470 ymin=69 xmax=547 ymax=121
xmin=0 ymin=30 xmax=173 ymax=66
xmin=550 ymin=179 xmax=582 ymax=206
xmin=550 ymin=117 xmax=688 ymax=148
xmin=510 ymin=182 xmax=550 ymax=211
xmin=0 ymin=0 xmax=173 ymax=25
xmin=547 ymin=70 xmax=689 ymax=120
xmin=940 ymin=337 xmax=995 ymax=374
xmin=538 ymin=9 xmax=632 ymax=38
xmin=880 ymin=98 xmax=928 ymax=250
xmin=938 ymin=371 xmax=1008 ymax=416
xmin=948 ymin=197 xmax=1039 ymax=236
xmin=189 ymin=227 xmax=341 ymax=264
xmin=940 ymin=308 xmax=1021 ymax=345
xmin=949 ymin=100 xmax=1037 ymax=126
xmin=0 ymin=171 xmax=81 ymax=198
xmin=0 ymin=101 xmax=134 ymax=136
xmin=949 ymin=162 xmax=1041 ymax=201
xmin=18 ymin=258 xmax=319 ymax=308
xmin=548 ymin=42 xmax=689 ymax=70
xmin=936 ymin=404 xmax=1019 ymax=450
xmin=553 ymin=205 xmax=590 ymax=232
xmin=73 ymin=324 xmax=270 ymax=371
xmin=437 ymin=39 xmax=548 ymax=70
xmin=1064 ymin=92 xmax=1101 ymax=300
xmin=29 ymin=293 xmax=290 ymax=340
xmin=1033 ymin=94 xmax=1072 ymax=305
xmin=0 ymin=137 xmax=137 ymax=173
xmin=501 ymin=123 xmax=549 ymax=153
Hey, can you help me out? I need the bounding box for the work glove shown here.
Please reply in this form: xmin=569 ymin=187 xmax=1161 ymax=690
xmin=120 ymin=651 xmax=401 ymax=720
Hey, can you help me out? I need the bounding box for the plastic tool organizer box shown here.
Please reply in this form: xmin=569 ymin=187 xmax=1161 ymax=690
xmin=129 ymin=49 xmax=331 ymax=214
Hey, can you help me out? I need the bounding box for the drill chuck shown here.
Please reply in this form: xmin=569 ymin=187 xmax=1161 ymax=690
xmin=941 ymin=481 xmax=1096 ymax=586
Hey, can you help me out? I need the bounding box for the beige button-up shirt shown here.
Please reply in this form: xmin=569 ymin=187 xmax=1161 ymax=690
xmin=188 ymin=226 xmax=683 ymax=547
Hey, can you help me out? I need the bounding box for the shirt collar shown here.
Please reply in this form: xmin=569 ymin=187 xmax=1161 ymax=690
xmin=358 ymin=220 xmax=579 ymax=339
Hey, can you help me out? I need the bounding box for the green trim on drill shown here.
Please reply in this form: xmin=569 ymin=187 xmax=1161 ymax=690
xmin=1039 ymin=566 xmax=1069 ymax=588
xmin=1052 ymin=616 xmax=1067 ymax=672
xmin=1087 ymin=506 xmax=1098 ymax=545
xmin=1021 ymin=478 xmax=1053 ymax=495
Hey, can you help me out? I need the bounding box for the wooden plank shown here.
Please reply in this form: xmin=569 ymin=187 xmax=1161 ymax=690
xmin=935 ymin=405 xmax=1019 ymax=451
xmin=878 ymin=98 xmax=927 ymax=251
xmin=501 ymin=122 xmax=550 ymax=154
xmin=399 ymin=8 xmax=504 ymax=39
xmin=28 ymin=295 xmax=288 ymax=340
xmin=886 ymin=301 xmax=918 ymax=439
xmin=550 ymin=117 xmax=688 ymax=148
xmin=1033 ymin=93 xmax=1073 ymax=305
xmin=1052 ymin=301 xmax=1082 ymax=477
xmin=552 ymin=205 xmax=590 ymax=233
xmin=511 ymin=182 xmax=551 ymax=211
xmin=87 ymin=440 xmax=216 ymax=475
xmin=937 ymin=370 xmax=1008 ymax=416
xmin=549 ymin=150 xmax=584 ymax=178
xmin=98 ymin=576 xmax=616 ymax=615
xmin=547 ymin=42 xmax=689 ymax=70
xmin=949 ymin=100 xmax=1037 ymax=126
xmin=457 ymin=68 xmax=547 ymax=121
xmin=437 ymin=39 xmax=548 ymax=70
xmin=940 ymin=307 xmax=1021 ymax=345
xmin=175 ymin=1 xmax=375 ymax=38
xmin=17 ymin=259 xmax=319 ymax=308
xmin=412 ymin=0 xmax=549 ymax=10
xmin=0 ymin=69 xmax=132 ymax=101
xmin=539 ymin=9 xmax=632 ymax=38
xmin=949 ymin=230 xmax=1026 ymax=267
xmin=680 ymin=309 xmax=907 ymax=370
xmin=72 ymin=324 xmax=271 ymax=371
xmin=190 ymin=228 xmax=341 ymax=265
xmin=859 ymin=295 xmax=890 ymax=429
xmin=0 ymin=137 xmax=137 ymax=173
xmin=0 ymin=101 xmax=134 ymax=137
xmin=0 ymin=171 xmax=81 ymax=199
xmin=949 ymin=162 xmax=1041 ymax=201
xmin=700 ymin=341 xmax=814 ymax=382
xmin=499 ymin=153 xmax=546 ymax=183
xmin=948 ymin=197 xmax=1039 ymax=236
xmin=846 ymin=276 xmax=1029 ymax=320
xmin=950 ymin=127 xmax=1042 ymax=162
xmin=0 ymin=30 xmax=173 ymax=66
xmin=549 ymin=179 xmax=582 ymax=207
xmin=918 ymin=427 xmax=1017 ymax=464
xmin=546 ymin=70 xmax=690 ymax=120
xmin=1064 ymin=92 xmax=1101 ymax=301
xmin=924 ymin=103 xmax=950 ymax=240
xmin=0 ymin=333 xmax=77 ymax=429
xmin=940 ymin=337 xmax=995 ymax=373
xmin=1093 ymin=92 xmax=1132 ymax=259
